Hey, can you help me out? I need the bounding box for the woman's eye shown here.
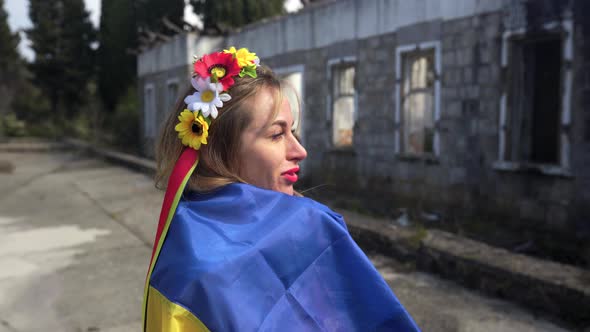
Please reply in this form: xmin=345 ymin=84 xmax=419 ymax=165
xmin=271 ymin=132 xmax=284 ymax=140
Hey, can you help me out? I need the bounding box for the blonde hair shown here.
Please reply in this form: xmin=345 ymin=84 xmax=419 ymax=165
xmin=155 ymin=65 xmax=286 ymax=192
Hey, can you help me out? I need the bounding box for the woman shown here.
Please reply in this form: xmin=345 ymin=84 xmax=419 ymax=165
xmin=143 ymin=47 xmax=420 ymax=332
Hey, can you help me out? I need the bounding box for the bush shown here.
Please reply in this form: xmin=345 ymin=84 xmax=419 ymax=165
xmin=11 ymin=80 xmax=49 ymax=117
xmin=108 ymin=86 xmax=140 ymax=152
xmin=8 ymin=79 xmax=57 ymax=138
xmin=0 ymin=112 xmax=26 ymax=137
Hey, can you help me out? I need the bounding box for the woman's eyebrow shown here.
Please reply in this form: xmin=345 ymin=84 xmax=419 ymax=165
xmin=271 ymin=119 xmax=296 ymax=128
xmin=257 ymin=120 xmax=286 ymax=135
xmin=268 ymin=120 xmax=288 ymax=128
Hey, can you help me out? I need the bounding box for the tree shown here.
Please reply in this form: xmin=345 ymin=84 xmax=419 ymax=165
xmin=137 ymin=0 xmax=185 ymax=36
xmin=0 ymin=0 xmax=20 ymax=138
xmin=97 ymin=0 xmax=138 ymax=112
xmin=1 ymin=0 xmax=54 ymax=139
xmin=0 ymin=0 xmax=20 ymax=80
xmin=98 ymin=0 xmax=185 ymax=114
xmin=26 ymin=0 xmax=96 ymax=125
xmin=190 ymin=0 xmax=284 ymax=33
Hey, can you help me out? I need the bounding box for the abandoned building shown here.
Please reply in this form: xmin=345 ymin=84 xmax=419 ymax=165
xmin=137 ymin=0 xmax=590 ymax=265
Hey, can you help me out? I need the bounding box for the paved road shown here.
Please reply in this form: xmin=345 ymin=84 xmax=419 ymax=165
xmin=0 ymin=151 xmax=571 ymax=332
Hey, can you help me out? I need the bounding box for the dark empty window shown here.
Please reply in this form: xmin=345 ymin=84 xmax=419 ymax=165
xmin=507 ymin=35 xmax=562 ymax=164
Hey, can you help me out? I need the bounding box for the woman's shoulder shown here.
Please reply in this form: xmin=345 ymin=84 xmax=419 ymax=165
xmin=181 ymin=182 xmax=346 ymax=228
xmin=295 ymin=195 xmax=347 ymax=228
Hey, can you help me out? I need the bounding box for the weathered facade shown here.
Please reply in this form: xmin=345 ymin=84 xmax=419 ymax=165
xmin=138 ymin=0 xmax=590 ymax=264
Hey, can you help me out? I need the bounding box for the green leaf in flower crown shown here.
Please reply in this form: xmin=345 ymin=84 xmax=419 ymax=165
xmin=241 ymin=65 xmax=257 ymax=78
xmin=195 ymin=111 xmax=211 ymax=125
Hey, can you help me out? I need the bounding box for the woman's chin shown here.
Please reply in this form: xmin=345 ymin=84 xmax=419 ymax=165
xmin=278 ymin=184 xmax=294 ymax=196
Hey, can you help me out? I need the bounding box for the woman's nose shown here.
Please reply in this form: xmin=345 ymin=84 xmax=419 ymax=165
xmin=288 ymin=134 xmax=307 ymax=161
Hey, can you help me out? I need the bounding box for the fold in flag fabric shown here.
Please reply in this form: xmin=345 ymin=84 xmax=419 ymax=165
xmin=143 ymin=149 xmax=420 ymax=331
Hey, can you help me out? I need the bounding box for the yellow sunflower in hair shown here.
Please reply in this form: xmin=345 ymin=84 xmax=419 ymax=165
xmin=175 ymin=110 xmax=209 ymax=150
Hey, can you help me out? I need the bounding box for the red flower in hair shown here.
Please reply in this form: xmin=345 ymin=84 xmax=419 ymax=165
xmin=193 ymin=52 xmax=241 ymax=90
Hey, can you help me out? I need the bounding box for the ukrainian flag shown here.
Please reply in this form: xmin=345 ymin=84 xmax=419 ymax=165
xmin=143 ymin=150 xmax=419 ymax=331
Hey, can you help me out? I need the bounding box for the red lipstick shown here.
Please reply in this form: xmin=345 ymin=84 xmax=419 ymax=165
xmin=281 ymin=167 xmax=299 ymax=183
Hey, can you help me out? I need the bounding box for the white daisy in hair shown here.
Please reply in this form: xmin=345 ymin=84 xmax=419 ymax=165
xmin=184 ymin=76 xmax=231 ymax=119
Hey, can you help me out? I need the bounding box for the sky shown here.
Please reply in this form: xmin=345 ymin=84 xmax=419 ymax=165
xmin=4 ymin=0 xmax=303 ymax=61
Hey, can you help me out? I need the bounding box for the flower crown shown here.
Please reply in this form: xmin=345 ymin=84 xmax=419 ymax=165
xmin=175 ymin=47 xmax=260 ymax=150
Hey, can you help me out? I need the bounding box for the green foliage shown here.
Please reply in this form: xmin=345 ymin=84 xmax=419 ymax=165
xmin=67 ymin=112 xmax=93 ymax=140
xmin=0 ymin=0 xmax=20 ymax=79
xmin=26 ymin=0 xmax=97 ymax=122
xmin=7 ymin=110 xmax=63 ymax=138
xmin=0 ymin=0 xmax=22 ymax=109
xmin=408 ymin=226 xmax=428 ymax=250
xmin=97 ymin=0 xmax=138 ymax=112
xmin=190 ymin=0 xmax=284 ymax=33
xmin=98 ymin=0 xmax=184 ymax=116
xmin=10 ymin=79 xmax=50 ymax=120
xmin=107 ymin=86 xmax=140 ymax=151
xmin=0 ymin=113 xmax=26 ymax=137
xmin=7 ymin=79 xmax=59 ymax=138
xmin=137 ymin=0 xmax=185 ymax=35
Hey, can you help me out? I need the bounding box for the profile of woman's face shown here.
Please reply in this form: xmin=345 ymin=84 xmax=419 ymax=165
xmin=237 ymin=87 xmax=307 ymax=195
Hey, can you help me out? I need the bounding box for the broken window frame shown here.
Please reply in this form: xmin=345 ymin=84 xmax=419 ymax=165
xmin=326 ymin=56 xmax=357 ymax=148
xmin=394 ymin=41 xmax=442 ymax=157
xmin=144 ymin=84 xmax=156 ymax=138
xmin=495 ymin=19 xmax=573 ymax=176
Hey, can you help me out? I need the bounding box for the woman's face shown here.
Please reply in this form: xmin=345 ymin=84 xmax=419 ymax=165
xmin=237 ymin=87 xmax=307 ymax=195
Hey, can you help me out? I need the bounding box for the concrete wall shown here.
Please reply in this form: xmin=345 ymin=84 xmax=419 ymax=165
xmin=138 ymin=34 xmax=223 ymax=77
xmin=260 ymin=13 xmax=506 ymax=207
xmin=138 ymin=64 xmax=189 ymax=157
xmin=227 ymin=0 xmax=507 ymax=58
xmin=138 ymin=0 xmax=589 ymax=263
